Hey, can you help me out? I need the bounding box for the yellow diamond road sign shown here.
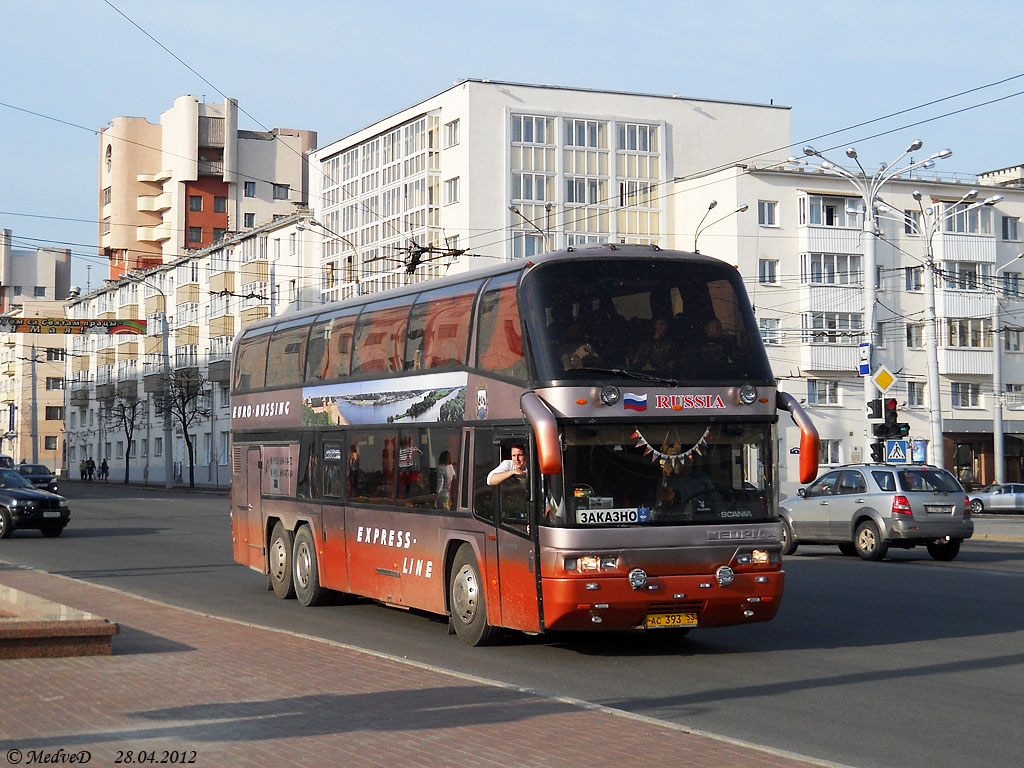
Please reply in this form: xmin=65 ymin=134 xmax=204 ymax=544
xmin=873 ymin=365 xmax=896 ymax=393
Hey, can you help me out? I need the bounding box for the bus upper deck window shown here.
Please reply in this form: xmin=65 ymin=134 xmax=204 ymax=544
xmin=232 ymin=330 xmax=271 ymax=392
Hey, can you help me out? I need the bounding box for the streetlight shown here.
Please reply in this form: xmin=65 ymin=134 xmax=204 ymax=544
xmin=306 ymin=217 xmax=361 ymax=296
xmin=993 ymin=252 xmax=1024 ymax=483
xmin=802 ymin=140 xmax=951 ymax=460
xmin=887 ymin=187 xmax=1005 ymax=468
xmin=509 ymin=204 xmax=551 ymax=253
xmin=126 ymin=272 xmax=174 ymax=489
xmin=694 ymin=202 xmax=748 ymax=254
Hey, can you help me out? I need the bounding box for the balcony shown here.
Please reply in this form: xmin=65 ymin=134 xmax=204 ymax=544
xmin=797 ymin=224 xmax=863 ymax=256
xmin=0 ymin=392 xmax=14 ymax=405
xmin=116 ymin=379 xmax=138 ymax=400
xmin=137 ymin=170 xmax=172 ymax=183
xmin=933 ymin=231 xmax=996 ymax=264
xmin=138 ymin=222 xmax=172 ymax=243
xmin=1 ymin=362 xmax=14 ymax=376
xmin=799 ymin=283 xmax=863 ymax=314
xmin=936 ymin=288 xmax=993 ymax=319
xmin=198 ymin=160 xmax=224 ymax=176
xmin=137 ymin=193 xmax=172 ymax=213
xmin=939 ymin=347 xmax=992 ymax=376
xmin=800 ymin=344 xmax=860 ymax=373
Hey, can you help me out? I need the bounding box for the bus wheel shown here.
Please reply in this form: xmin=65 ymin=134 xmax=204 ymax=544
xmin=293 ymin=526 xmax=330 ymax=607
xmin=449 ymin=545 xmax=499 ymax=646
xmin=269 ymin=522 xmax=295 ymax=599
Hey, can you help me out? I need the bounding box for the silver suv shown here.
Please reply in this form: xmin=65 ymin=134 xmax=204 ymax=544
xmin=780 ymin=464 xmax=973 ymax=561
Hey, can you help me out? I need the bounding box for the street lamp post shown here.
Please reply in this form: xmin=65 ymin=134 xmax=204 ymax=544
xmin=993 ymin=252 xmax=1024 ymax=483
xmin=306 ymin=218 xmax=361 ymax=296
xmin=801 ymin=141 xmax=951 ymax=461
xmin=694 ymin=202 xmax=748 ymax=254
xmin=509 ymin=204 xmax=550 ymax=253
xmin=894 ymin=188 xmax=1005 ymax=468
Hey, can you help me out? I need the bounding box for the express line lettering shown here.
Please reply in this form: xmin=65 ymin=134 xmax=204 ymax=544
xmin=356 ymin=526 xmax=413 ymax=549
xmin=231 ymin=401 xmax=291 ymax=419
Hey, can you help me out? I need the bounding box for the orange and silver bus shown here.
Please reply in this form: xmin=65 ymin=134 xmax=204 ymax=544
xmin=229 ymin=245 xmax=819 ymax=645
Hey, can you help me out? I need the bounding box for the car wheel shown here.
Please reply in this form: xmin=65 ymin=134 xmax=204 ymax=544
xmin=969 ymin=499 xmax=984 ymax=515
xmin=268 ymin=522 xmax=295 ymax=599
xmin=780 ymin=518 xmax=798 ymax=556
xmin=40 ymin=526 xmax=64 ymax=538
xmin=926 ymin=539 xmax=961 ymax=561
xmin=854 ymin=520 xmax=888 ymax=561
xmin=837 ymin=543 xmax=856 ymax=556
xmin=0 ymin=509 xmax=12 ymax=539
xmin=292 ymin=525 xmax=331 ymax=607
xmin=449 ymin=544 xmax=499 ymax=646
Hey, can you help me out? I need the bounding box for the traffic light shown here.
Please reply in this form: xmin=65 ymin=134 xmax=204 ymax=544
xmin=867 ymin=398 xmax=882 ymax=420
xmin=872 ymin=398 xmax=911 ymax=439
xmin=870 ymin=442 xmax=886 ymax=462
xmin=883 ymin=398 xmax=898 ymax=427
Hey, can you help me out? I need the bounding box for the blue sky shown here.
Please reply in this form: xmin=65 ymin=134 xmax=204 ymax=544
xmin=3 ymin=0 xmax=1023 ymax=290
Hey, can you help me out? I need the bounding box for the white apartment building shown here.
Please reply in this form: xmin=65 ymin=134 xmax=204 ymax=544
xmin=63 ymin=211 xmax=317 ymax=485
xmin=99 ymin=95 xmax=316 ymax=279
xmin=0 ymin=229 xmax=71 ymax=467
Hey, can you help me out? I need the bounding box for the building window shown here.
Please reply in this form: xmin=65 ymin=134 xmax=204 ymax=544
xmin=947 ymin=318 xmax=991 ymax=348
xmin=1004 ymin=271 xmax=1022 ymax=298
xmin=1007 ymin=383 xmax=1024 ymax=409
xmin=617 ymin=122 xmax=656 ymax=152
xmin=758 ymin=200 xmax=778 ymax=226
xmin=244 ymin=213 xmax=255 ymax=228
xmin=807 ymin=379 xmax=840 ymax=406
xmin=273 ymin=184 xmax=290 ymax=200
xmin=34 ymin=286 xmax=46 ymax=297
xmin=13 ymin=286 xmax=22 ymax=296
xmin=45 ymin=377 xmax=65 ymax=390
xmin=905 ymin=266 xmax=923 ymax=291
xmin=1005 ymin=328 xmax=1023 ymax=353
xmin=511 ymin=114 xmax=553 ymax=145
xmin=443 ymin=119 xmax=460 ymax=148
xmin=244 ymin=181 xmax=256 ymax=198
xmin=951 ymin=382 xmax=980 ymax=409
xmin=758 ymin=259 xmax=778 ymax=284
xmin=906 ymin=323 xmax=924 ymax=348
xmin=1001 ymin=216 xmax=1020 ymax=241
xmin=908 ymin=381 xmax=926 ymax=407
xmin=511 ymin=173 xmax=549 ymax=202
xmin=44 ymin=436 xmax=58 ymax=451
xmin=154 ymin=436 xmax=162 ymax=457
xmin=214 ymin=196 xmax=227 ymax=213
xmin=943 ymin=261 xmax=991 ymax=291
xmin=942 ymin=201 xmax=993 ymax=234
xmin=443 ymin=177 xmax=460 ymax=205
xmin=188 ymin=226 xmax=203 ymax=243
xmin=819 ymin=439 xmax=841 ymax=466
xmin=566 ymin=119 xmax=606 ymax=149
xmin=802 ymin=194 xmax=862 ymax=228
xmin=804 ymin=312 xmax=863 ymax=345
xmin=46 ymin=348 xmax=66 ymax=362
xmin=904 ymin=209 xmax=922 ymax=235
xmin=512 ymin=232 xmax=544 ymax=260
xmin=805 ymin=253 xmax=862 ymax=285
xmin=189 ymin=195 xmax=203 ymax=212
xmin=45 ymin=406 xmax=65 ymax=420
xmin=103 ymin=186 xmax=112 ymax=205
xmin=759 ymin=318 xmax=780 ymax=345
xmin=213 ymin=228 xmax=226 ymax=242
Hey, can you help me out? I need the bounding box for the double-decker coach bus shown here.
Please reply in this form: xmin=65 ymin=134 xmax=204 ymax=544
xmin=230 ymin=244 xmax=819 ymax=645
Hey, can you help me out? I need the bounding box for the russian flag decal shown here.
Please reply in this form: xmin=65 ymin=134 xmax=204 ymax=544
xmin=623 ymin=392 xmax=647 ymax=411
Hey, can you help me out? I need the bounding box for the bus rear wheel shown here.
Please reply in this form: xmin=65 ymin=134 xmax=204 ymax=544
xmin=269 ymin=522 xmax=295 ymax=599
xmin=293 ymin=525 xmax=330 ymax=607
xmin=449 ymin=545 xmax=499 ymax=646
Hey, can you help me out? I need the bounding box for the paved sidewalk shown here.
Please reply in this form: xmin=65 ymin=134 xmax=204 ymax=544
xmin=0 ymin=565 xmax=831 ymax=768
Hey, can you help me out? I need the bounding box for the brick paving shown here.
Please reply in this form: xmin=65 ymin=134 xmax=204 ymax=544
xmin=0 ymin=564 xmax=830 ymax=768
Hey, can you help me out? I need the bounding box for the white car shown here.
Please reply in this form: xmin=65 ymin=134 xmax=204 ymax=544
xmin=969 ymin=483 xmax=1024 ymax=515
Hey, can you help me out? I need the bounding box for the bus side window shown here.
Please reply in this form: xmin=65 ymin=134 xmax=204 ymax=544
xmin=472 ymin=429 xmax=496 ymax=523
xmin=296 ymin=435 xmax=314 ymax=498
xmin=233 ymin=329 xmax=271 ymax=392
xmin=322 ymin=441 xmax=344 ymax=498
xmin=476 ymin=274 xmax=526 ymax=379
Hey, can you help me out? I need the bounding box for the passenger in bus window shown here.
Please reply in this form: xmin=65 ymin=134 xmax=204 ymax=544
xmin=435 ymin=450 xmax=456 ymax=509
xmin=487 ymin=444 xmax=527 ymax=486
xmin=630 ymin=317 xmax=675 ymax=370
xmin=398 ymin=436 xmax=423 ymax=496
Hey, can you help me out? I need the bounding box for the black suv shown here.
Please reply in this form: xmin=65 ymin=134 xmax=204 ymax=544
xmin=16 ymin=463 xmax=59 ymax=494
xmin=0 ymin=468 xmax=71 ymax=538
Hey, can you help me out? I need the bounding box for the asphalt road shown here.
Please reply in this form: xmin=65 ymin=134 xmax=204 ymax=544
xmin=4 ymin=482 xmax=1024 ymax=768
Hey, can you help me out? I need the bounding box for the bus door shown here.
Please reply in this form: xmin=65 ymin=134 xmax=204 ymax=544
xmin=473 ymin=429 xmax=542 ymax=633
xmin=244 ymin=446 xmax=264 ymax=569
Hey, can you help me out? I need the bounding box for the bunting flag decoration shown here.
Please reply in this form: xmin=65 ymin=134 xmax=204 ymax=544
xmin=632 ymin=427 xmax=713 ymax=468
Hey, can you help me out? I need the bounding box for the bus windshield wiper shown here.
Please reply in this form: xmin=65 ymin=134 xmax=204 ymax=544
xmin=572 ymin=367 xmax=679 ymax=387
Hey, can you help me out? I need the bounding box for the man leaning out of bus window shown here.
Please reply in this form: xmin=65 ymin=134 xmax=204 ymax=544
xmin=487 ymin=445 xmax=527 ymax=486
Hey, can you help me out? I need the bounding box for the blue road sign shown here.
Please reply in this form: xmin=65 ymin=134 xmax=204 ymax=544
xmin=885 ymin=439 xmax=909 ymax=464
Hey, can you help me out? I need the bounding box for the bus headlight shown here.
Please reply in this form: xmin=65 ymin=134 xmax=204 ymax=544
xmin=628 ymin=568 xmax=648 ymax=590
xmin=600 ymin=385 xmax=620 ymax=406
xmin=738 ymin=384 xmax=758 ymax=405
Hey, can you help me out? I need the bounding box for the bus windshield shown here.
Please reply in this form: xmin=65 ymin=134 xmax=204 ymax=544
xmin=520 ymin=257 xmax=772 ymax=384
xmin=548 ymin=423 xmax=773 ymax=527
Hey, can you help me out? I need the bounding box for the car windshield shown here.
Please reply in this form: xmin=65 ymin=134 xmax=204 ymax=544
xmin=520 ymin=257 xmax=773 ymax=384
xmin=545 ymin=422 xmax=774 ymax=527
xmin=19 ymin=465 xmax=51 ymax=474
xmin=897 ymin=468 xmax=962 ymax=493
xmin=0 ymin=469 xmax=36 ymax=489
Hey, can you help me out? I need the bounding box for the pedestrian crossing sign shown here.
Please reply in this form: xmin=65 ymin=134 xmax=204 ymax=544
xmin=885 ymin=439 xmax=908 ymax=463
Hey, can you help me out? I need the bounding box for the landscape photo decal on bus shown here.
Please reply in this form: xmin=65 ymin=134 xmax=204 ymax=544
xmin=301 ymin=371 xmax=468 ymax=426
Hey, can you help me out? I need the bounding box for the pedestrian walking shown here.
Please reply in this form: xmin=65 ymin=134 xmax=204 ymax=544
xmin=100 ymin=458 xmax=109 ymax=481
xmin=86 ymin=457 xmax=95 ymax=482
xmin=79 ymin=459 xmax=87 ymax=481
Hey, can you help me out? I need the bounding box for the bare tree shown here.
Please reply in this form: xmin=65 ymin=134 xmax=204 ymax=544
xmin=108 ymin=395 xmax=145 ymax=483
xmin=157 ymin=369 xmax=212 ymax=488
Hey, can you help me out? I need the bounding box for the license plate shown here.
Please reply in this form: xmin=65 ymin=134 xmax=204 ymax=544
xmin=925 ymin=505 xmax=954 ymax=515
xmin=645 ymin=611 xmax=699 ymax=628
xmin=43 ymin=511 xmax=60 ymax=518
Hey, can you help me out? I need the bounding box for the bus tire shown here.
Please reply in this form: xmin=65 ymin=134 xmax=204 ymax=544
xmin=269 ymin=522 xmax=296 ymax=599
xmin=293 ymin=525 xmax=330 ymax=607
xmin=449 ymin=545 xmax=499 ymax=646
